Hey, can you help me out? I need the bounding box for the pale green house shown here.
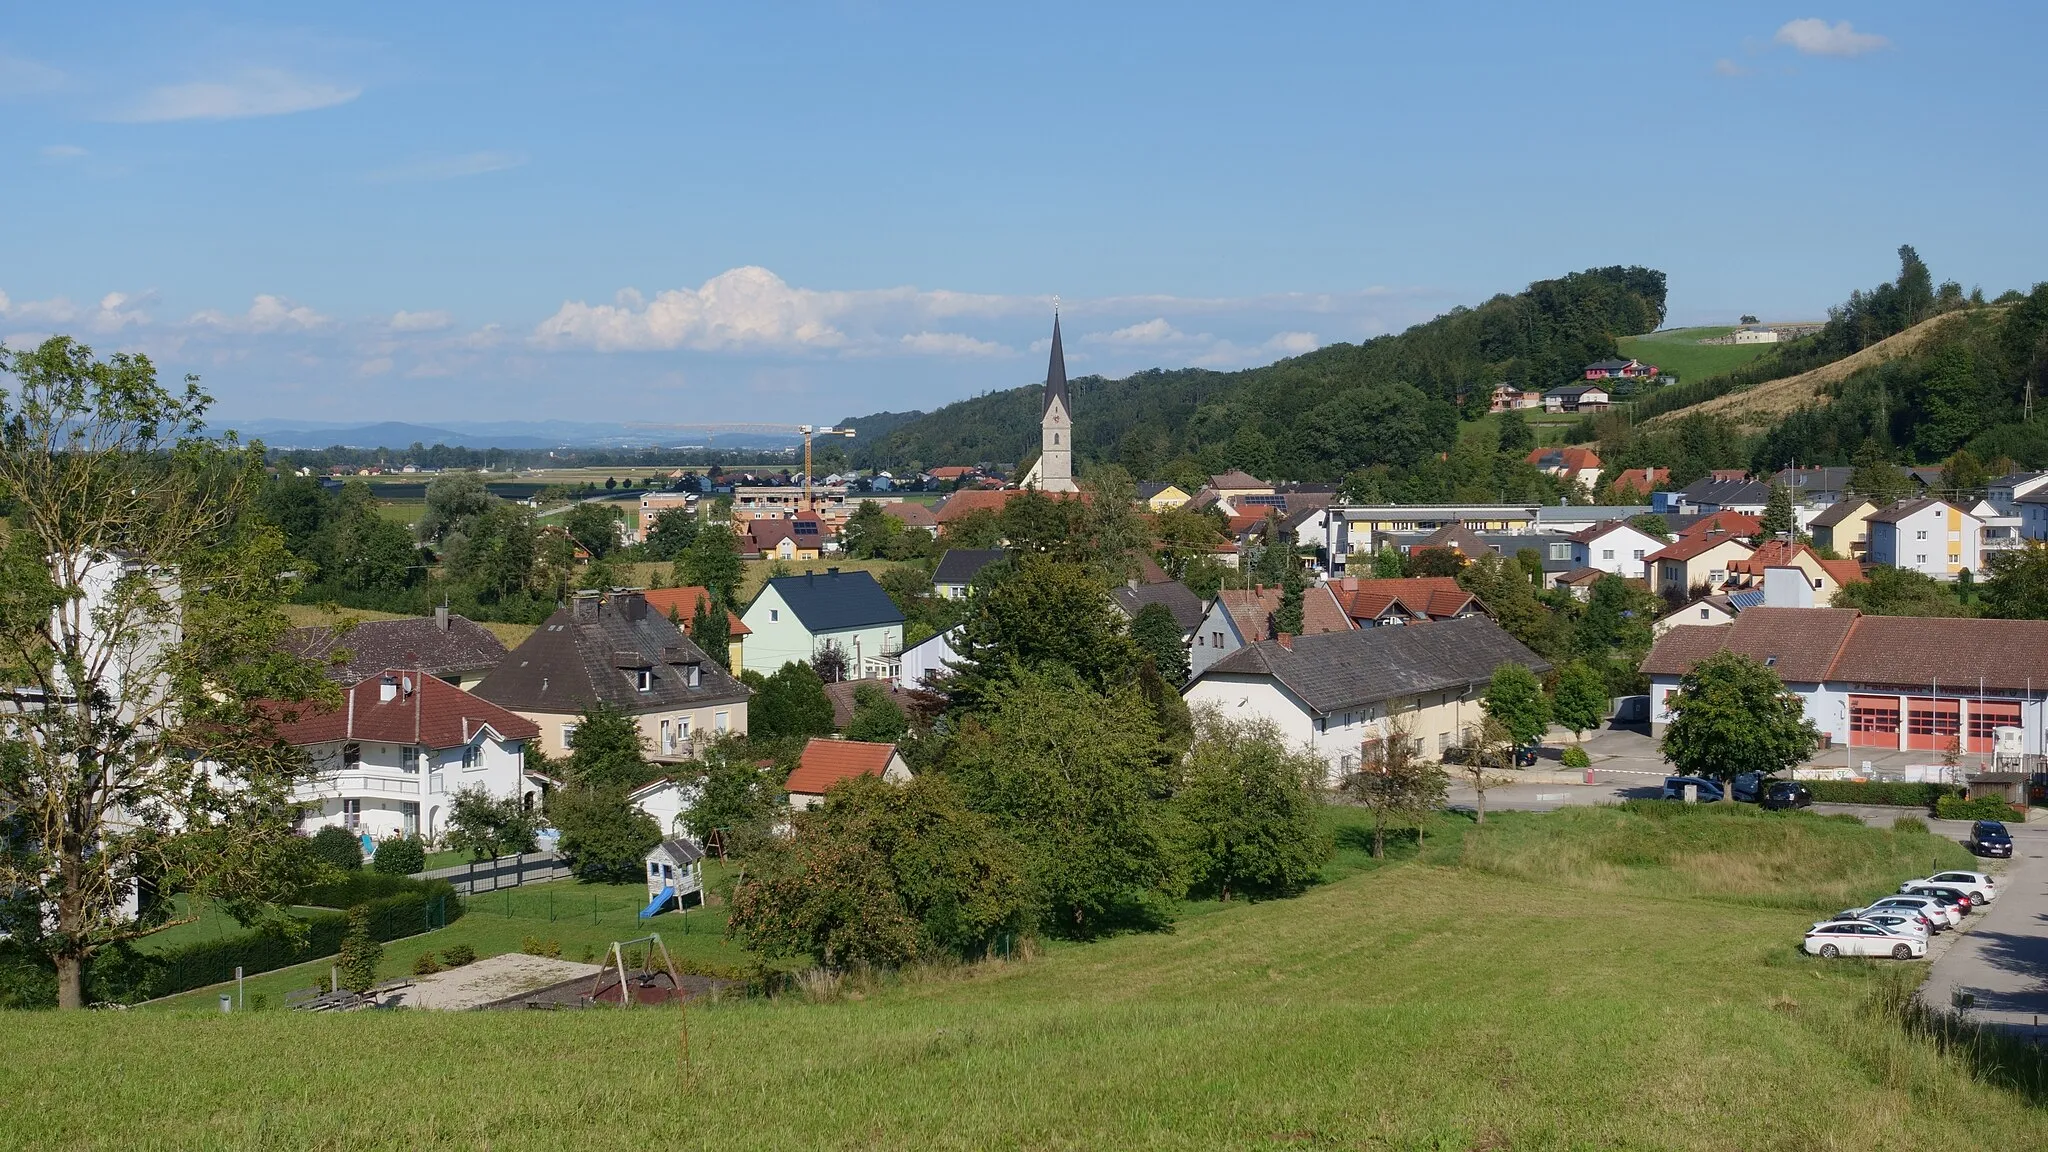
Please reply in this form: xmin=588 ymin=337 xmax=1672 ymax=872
xmin=741 ymin=569 xmax=908 ymax=681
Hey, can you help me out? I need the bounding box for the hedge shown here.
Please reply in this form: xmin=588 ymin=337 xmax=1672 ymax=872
xmin=1800 ymin=780 xmax=1963 ymax=808
xmin=1935 ymin=795 xmax=2025 ymax=822
xmin=87 ymin=876 xmax=464 ymax=1004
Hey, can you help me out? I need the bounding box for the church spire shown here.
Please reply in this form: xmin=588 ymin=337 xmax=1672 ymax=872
xmin=1042 ymin=311 xmax=1068 ymax=417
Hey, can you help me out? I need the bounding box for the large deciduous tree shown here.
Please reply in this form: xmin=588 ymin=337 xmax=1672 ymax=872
xmin=1483 ymin=662 xmax=1551 ymax=747
xmin=1551 ymin=659 xmax=1609 ymax=743
xmin=1661 ymin=650 xmax=1820 ymax=802
xmin=1172 ymin=713 xmax=1330 ymax=900
xmin=0 ymin=337 xmax=336 ymax=1008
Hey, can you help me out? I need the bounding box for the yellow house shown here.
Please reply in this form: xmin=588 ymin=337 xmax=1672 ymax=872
xmin=1809 ymin=498 xmax=1877 ymax=558
xmin=1645 ymin=535 xmax=1754 ymax=598
xmin=1137 ymin=482 xmax=1192 ymax=513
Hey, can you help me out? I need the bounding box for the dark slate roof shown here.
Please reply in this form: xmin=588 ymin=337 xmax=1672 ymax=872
xmin=1864 ymin=498 xmax=1948 ymax=525
xmin=1043 ymin=313 xmax=1068 ymax=417
xmin=1809 ymin=498 xmax=1874 ymax=528
xmin=284 ymin=613 xmax=508 ymax=683
xmin=933 ymin=548 xmax=1006 ymax=587
xmin=1585 ymin=359 xmax=1633 ymax=371
xmin=1195 ymin=616 xmax=1550 ymax=716
xmin=1112 ymin=580 xmax=1206 ymax=632
xmin=472 ymin=591 xmax=749 ymax=714
xmin=763 ymin=570 xmax=905 ymax=632
xmin=1772 ymin=466 xmax=1853 ymax=494
xmin=1135 ymin=481 xmax=1180 ymax=500
xmin=1679 ymin=477 xmax=1770 ymax=506
xmin=654 ymin=837 xmax=705 ymax=865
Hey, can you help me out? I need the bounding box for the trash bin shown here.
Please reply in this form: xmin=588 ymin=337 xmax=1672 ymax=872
xmin=218 ymin=994 xmax=233 ymax=1013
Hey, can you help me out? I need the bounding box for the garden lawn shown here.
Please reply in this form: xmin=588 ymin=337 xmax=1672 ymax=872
xmin=141 ymin=876 xmax=756 ymax=1012
xmin=1619 ymin=327 xmax=1776 ymax=386
xmin=10 ymin=804 xmax=2041 ymax=1149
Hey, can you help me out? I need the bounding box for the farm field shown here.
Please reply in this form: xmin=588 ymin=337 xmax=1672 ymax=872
xmin=9 ymin=805 xmax=2038 ymax=1150
xmin=279 ymin=603 xmax=539 ymax=649
xmin=1618 ymin=326 xmax=1777 ymax=386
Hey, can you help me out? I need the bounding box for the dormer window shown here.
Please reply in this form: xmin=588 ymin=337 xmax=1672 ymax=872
xmin=635 ymin=669 xmax=653 ymax=692
xmin=686 ymin=663 xmax=701 ymax=688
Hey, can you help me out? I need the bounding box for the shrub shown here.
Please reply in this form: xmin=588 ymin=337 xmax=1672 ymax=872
xmin=1561 ymin=746 xmax=1591 ymax=769
xmin=442 ymin=944 xmax=477 ymax=968
xmin=309 ymin=826 xmax=364 ymax=872
xmin=335 ymin=905 xmax=381 ymax=995
xmin=411 ymin=952 xmax=443 ymax=976
xmin=1935 ymin=795 xmax=2023 ymax=822
xmin=371 ymin=837 xmax=426 ymax=876
xmin=1892 ymin=814 xmax=1929 ymax=835
xmin=520 ymin=936 xmax=562 ymax=959
xmin=1801 ymin=780 xmax=1961 ymax=809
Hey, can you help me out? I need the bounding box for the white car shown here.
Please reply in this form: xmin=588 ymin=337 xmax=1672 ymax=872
xmin=1899 ymin=871 xmax=1997 ymax=903
xmin=1804 ymin=920 xmax=1926 ymax=960
xmin=1866 ymin=895 xmax=1959 ymax=929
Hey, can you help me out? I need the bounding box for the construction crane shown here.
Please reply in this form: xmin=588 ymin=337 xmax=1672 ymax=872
xmin=797 ymin=424 xmax=856 ymax=511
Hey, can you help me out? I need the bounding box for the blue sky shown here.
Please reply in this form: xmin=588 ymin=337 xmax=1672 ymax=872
xmin=2 ymin=3 xmax=2043 ymax=427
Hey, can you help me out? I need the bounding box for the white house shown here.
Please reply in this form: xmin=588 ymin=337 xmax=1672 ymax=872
xmin=1182 ymin=617 xmax=1550 ymax=778
xmin=784 ymin=738 xmax=914 ymax=812
xmin=897 ymin=627 xmax=962 ymax=689
xmin=1865 ymin=499 xmax=1982 ymax=581
xmin=627 ymin=777 xmax=702 ymax=837
xmin=742 ymin=570 xmax=907 ymax=680
xmin=265 ymin=668 xmax=545 ymax=846
xmin=1188 ymin=584 xmax=1354 ymax=679
xmin=1566 ymin=519 xmax=1666 ymax=580
xmin=1641 ymin=607 xmax=2048 ymax=758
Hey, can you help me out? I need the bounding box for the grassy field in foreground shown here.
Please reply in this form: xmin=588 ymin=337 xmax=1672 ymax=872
xmin=1620 ymin=327 xmax=1776 ymax=386
xmin=8 ymin=805 xmax=2039 ymax=1149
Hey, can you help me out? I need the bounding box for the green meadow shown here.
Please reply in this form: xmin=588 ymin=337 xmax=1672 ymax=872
xmin=5 ymin=805 xmax=2039 ymax=1151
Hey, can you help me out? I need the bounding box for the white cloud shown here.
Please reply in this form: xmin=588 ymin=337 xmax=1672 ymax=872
xmin=1774 ymin=18 xmax=1889 ymax=57
xmin=366 ymin=151 xmax=528 ymax=183
xmin=389 ymin=309 xmax=454 ymax=332
xmin=39 ymin=144 xmax=87 ymax=160
xmin=1101 ymin=318 xmax=1187 ymax=344
xmin=118 ymin=69 xmax=360 ymax=122
xmin=357 ymin=357 xmax=393 ymax=377
xmin=1263 ymin=331 xmax=1320 ymax=356
xmin=1713 ymin=58 xmax=1750 ymax=77
xmin=189 ymin=294 xmax=330 ymax=332
xmin=534 ymin=266 xmax=852 ymax=353
xmin=897 ymin=332 xmax=1011 ymax=357
xmin=0 ymin=52 xmax=66 ymax=98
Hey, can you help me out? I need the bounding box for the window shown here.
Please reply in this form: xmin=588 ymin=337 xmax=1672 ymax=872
xmin=1916 ymin=554 xmax=1928 ymax=565
xmin=715 ymin=711 xmax=729 ymax=732
xmin=635 ymin=669 xmax=652 ymax=692
xmin=680 ymin=717 xmax=693 ymax=741
xmin=561 ymin=723 xmax=578 ymax=752
xmin=1548 ymin=543 xmax=1570 ymax=561
xmin=1213 ymin=631 xmax=1225 ymax=647
xmin=1916 ymin=529 xmax=1928 ymax=540
xmin=1948 ymin=553 xmax=1960 ymax=565
xmin=342 ymin=743 xmax=360 ymax=769
xmin=660 ymin=719 xmax=672 ymax=753
xmin=462 ymin=743 xmax=481 ymax=771
xmin=769 ymin=609 xmax=779 ymax=622
xmin=1601 ymin=549 xmax=1614 ymax=560
xmin=1699 ymin=608 xmax=1710 ymax=619
xmin=1633 ymin=549 xmax=1645 ymax=560
xmin=1053 ymin=433 xmax=1060 ymax=444
xmin=1437 ymin=732 xmax=1451 ymax=752
xmin=686 ymin=663 xmax=701 ymax=688
xmin=342 ymin=798 xmax=361 ymax=829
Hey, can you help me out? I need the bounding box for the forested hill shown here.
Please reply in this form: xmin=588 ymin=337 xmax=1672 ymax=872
xmin=852 ymin=266 xmax=1667 ymax=480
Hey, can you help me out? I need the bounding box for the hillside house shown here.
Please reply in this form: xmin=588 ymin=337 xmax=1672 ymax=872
xmin=635 ymin=491 xmax=696 ymax=544
xmin=742 ymin=569 xmax=907 ymax=680
xmin=1809 ymin=498 xmax=1878 ymax=558
xmin=1542 ymin=384 xmax=1610 ymax=413
xmin=1772 ymin=467 xmax=1855 ymax=506
xmin=1641 ymin=608 xmax=2048 ymax=756
xmin=1525 ymin=446 xmax=1603 ymax=491
xmin=641 ymin=586 xmax=750 ymax=674
xmin=1488 ymin=383 xmax=1539 ymax=412
xmin=1183 ymin=616 xmax=1550 ymax=777
xmin=283 ymin=607 xmax=508 ymax=690
xmin=473 ymin=590 xmax=749 ymax=761
xmin=1724 ymin=540 xmax=1863 ymax=600
xmin=896 ymin=627 xmax=962 ymax=690
xmin=1671 ymin=509 xmax=1764 ymax=540
xmin=785 ymin=738 xmax=913 ymax=812
xmin=1189 ymin=584 xmax=1353 ymax=679
xmin=1607 ymin=468 xmax=1669 ymax=498
xmin=1987 ymin=472 xmax=2048 ymax=517
xmin=1582 ymin=358 xmax=1658 ymax=380
xmin=265 ymin=669 xmax=544 ymax=846
xmin=745 ymin=516 xmax=826 ymax=561
xmin=1866 ymin=499 xmax=1982 ymax=581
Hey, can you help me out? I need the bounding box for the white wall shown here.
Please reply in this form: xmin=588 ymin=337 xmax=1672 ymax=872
xmin=898 ymin=627 xmax=961 ymax=688
xmin=1188 ymin=600 xmax=1246 ymax=679
xmin=293 ymin=732 xmax=529 ymax=846
xmin=741 ymin=583 xmax=902 ymax=678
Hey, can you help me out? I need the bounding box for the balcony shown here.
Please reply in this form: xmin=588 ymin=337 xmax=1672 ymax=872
xmin=297 ymin=773 xmax=421 ymax=799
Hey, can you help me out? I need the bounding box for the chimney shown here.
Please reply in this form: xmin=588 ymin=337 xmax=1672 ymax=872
xmin=572 ymin=593 xmax=601 ymax=624
xmin=435 ymin=604 xmax=449 ymax=632
xmin=378 ymin=675 xmax=399 ymax=703
xmin=1341 ymin=577 xmax=1357 ymax=591
xmin=1277 ymin=633 xmax=1294 ymax=650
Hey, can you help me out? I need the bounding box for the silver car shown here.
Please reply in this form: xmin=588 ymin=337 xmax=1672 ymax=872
xmin=1865 ymin=895 xmax=1958 ymax=929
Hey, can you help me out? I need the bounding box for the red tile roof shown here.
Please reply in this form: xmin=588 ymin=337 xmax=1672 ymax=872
xmin=786 ymin=738 xmax=902 ymax=795
xmin=1641 ymin=608 xmax=2048 ymax=692
xmin=641 ymin=586 xmax=751 ymax=637
xmin=1818 ymin=558 xmax=1866 ymax=587
xmin=1610 ymin=467 xmax=1669 ymax=493
xmin=265 ymin=670 xmax=541 ymax=749
xmin=1645 ymin=534 xmax=1755 ymax=563
xmin=1675 ymin=510 xmax=1762 ymax=540
xmin=934 ymin=488 xmax=1088 ymax=524
xmin=1333 ymin=577 xmax=1477 ymax=621
xmin=1217 ymin=584 xmax=1354 ymax=640
xmin=926 ymin=466 xmax=978 ymax=480
xmin=1525 ymin=446 xmax=1602 ymax=473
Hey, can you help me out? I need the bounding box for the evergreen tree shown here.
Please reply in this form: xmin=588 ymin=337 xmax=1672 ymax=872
xmin=689 ymin=590 xmax=732 ymax=670
xmin=335 ymin=904 xmax=382 ymax=996
xmin=1759 ymin=482 xmax=1795 ymax=541
xmin=1128 ymin=602 xmax=1191 ymax=686
xmin=1274 ymin=561 xmax=1306 ymax=635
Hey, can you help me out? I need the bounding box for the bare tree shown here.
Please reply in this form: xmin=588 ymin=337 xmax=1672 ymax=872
xmin=0 ymin=337 xmax=334 ymax=1007
xmin=1341 ymin=719 xmax=1448 ymax=858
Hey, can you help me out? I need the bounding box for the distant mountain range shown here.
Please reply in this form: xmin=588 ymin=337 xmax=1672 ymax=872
xmin=210 ymin=418 xmax=806 ymax=451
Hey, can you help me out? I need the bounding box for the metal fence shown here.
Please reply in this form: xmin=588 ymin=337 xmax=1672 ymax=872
xmin=420 ymin=851 xmax=573 ymax=894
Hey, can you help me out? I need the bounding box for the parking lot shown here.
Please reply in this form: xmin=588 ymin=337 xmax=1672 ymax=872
xmin=1446 ymin=723 xmax=2048 ymax=1039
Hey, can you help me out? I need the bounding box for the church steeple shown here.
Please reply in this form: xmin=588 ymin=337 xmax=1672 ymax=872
xmin=1033 ymin=307 xmax=1077 ymax=492
xmin=1042 ymin=311 xmax=1068 ymax=418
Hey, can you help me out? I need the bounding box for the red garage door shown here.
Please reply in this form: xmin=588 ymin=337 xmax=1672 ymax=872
xmin=1968 ymin=700 xmax=2022 ymax=753
xmin=1849 ymin=695 xmax=1900 ymax=749
xmin=1905 ymin=697 xmax=1961 ymax=752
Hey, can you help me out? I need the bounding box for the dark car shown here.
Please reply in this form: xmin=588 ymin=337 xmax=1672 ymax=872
xmin=1969 ymin=820 xmax=2014 ymax=858
xmin=1662 ymin=776 xmax=1724 ymax=802
xmin=1511 ymin=744 xmax=1539 ymax=767
xmin=1760 ymin=781 xmax=1812 ymax=810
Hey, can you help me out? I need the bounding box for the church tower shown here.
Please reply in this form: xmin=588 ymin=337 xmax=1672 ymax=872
xmin=1034 ymin=311 xmax=1077 ymax=492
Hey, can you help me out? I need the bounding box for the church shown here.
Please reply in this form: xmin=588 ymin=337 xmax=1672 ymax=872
xmin=1020 ymin=312 xmax=1078 ymax=493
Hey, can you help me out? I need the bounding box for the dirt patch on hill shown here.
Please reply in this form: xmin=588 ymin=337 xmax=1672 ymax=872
xmin=1643 ymin=311 xmax=1969 ymax=432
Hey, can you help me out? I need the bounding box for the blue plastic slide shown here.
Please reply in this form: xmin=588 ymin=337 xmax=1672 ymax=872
xmin=639 ymin=886 xmax=674 ymax=919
